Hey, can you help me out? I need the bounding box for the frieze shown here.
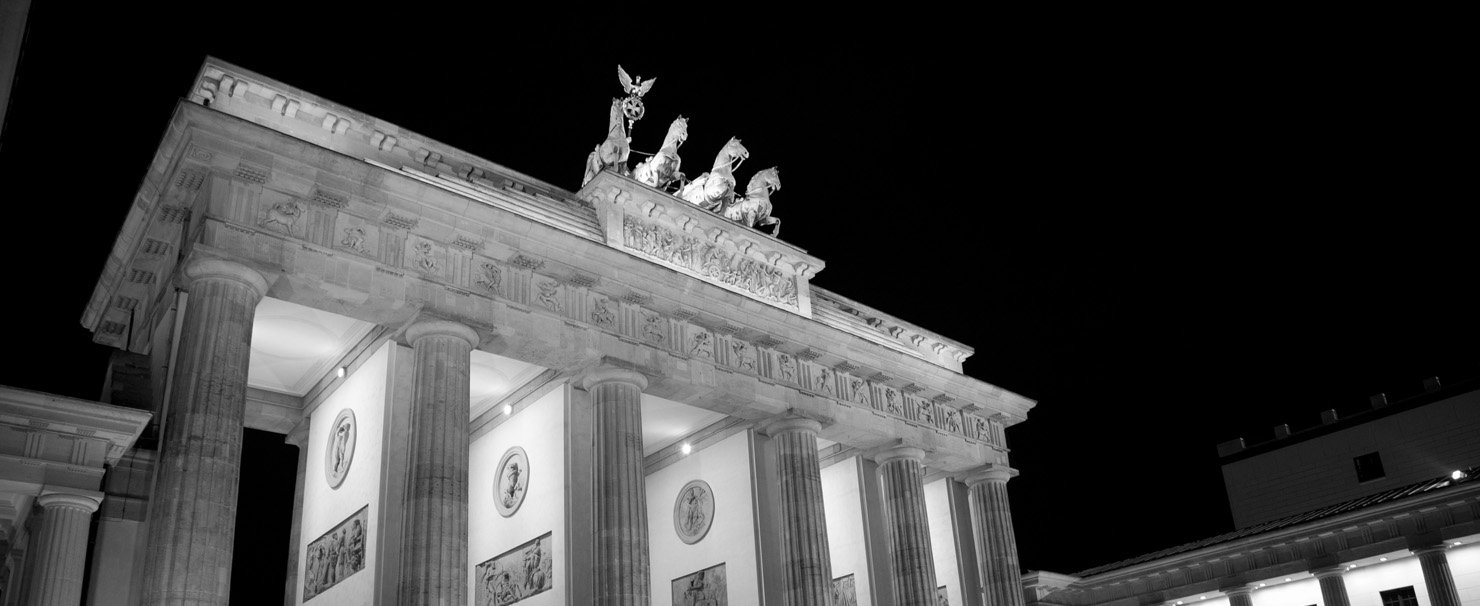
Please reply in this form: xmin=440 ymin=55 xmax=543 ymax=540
xmin=622 ymin=215 xmax=799 ymax=309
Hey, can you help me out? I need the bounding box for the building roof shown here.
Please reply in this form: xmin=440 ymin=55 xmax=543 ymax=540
xmin=1074 ymin=463 xmax=1480 ymax=577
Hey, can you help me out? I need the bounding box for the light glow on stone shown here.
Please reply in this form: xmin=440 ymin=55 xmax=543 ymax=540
xmin=1453 ymin=470 xmax=1467 ymax=480
xmin=504 ymin=404 xmax=513 ymax=416
xmin=337 ymin=366 xmax=347 ymax=378
xmin=681 ymin=442 xmax=692 ymax=455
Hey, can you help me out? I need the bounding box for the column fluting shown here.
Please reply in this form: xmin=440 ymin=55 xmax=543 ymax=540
xmin=771 ymin=417 xmax=833 ymax=605
xmin=1313 ymin=566 xmax=1351 ymax=606
xmin=28 ymin=492 xmax=101 ymax=606
xmin=398 ymin=320 xmax=478 ymax=606
xmin=967 ymin=465 xmax=1024 ymax=606
xmin=581 ymin=367 xmax=650 ymax=606
xmin=1415 ymin=544 xmax=1462 ymax=606
xmin=1224 ymin=586 xmax=1253 ymax=606
xmin=140 ymin=258 xmax=268 ymax=606
xmin=875 ymin=446 xmax=937 ymax=605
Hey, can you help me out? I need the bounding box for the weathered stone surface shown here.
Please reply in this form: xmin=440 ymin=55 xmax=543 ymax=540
xmin=581 ymin=366 xmax=650 ymax=606
xmin=770 ymin=417 xmax=834 ymax=605
xmin=1415 ymin=545 xmax=1462 ymax=606
xmin=140 ymin=257 xmax=268 ymax=606
xmin=399 ymin=320 xmax=478 ymax=606
xmin=875 ymin=446 xmax=937 ymax=605
xmin=968 ymin=465 xmax=1024 ymax=606
xmin=29 ymin=491 xmax=101 ymax=606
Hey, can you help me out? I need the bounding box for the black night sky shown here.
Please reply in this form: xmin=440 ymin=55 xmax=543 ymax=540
xmin=1 ymin=4 xmax=1474 ymax=600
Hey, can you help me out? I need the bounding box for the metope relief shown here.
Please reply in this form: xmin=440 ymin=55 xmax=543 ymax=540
xmin=672 ymin=563 xmax=727 ymax=606
xmin=642 ymin=312 xmax=666 ymax=344
xmin=777 ymin=353 xmax=797 ymax=384
xmin=302 ymin=506 xmax=367 ymax=601
xmin=475 ymin=261 xmax=504 ymax=296
xmin=689 ymin=329 xmax=714 ymax=359
xmin=325 ymin=409 xmax=356 ymax=489
xmin=847 ymin=376 xmax=870 ymax=405
xmin=882 ymin=387 xmax=903 ymax=416
xmin=622 ymin=215 xmax=798 ymax=309
xmin=832 ymin=575 xmax=858 ymax=606
xmin=589 ymin=294 xmax=616 ymax=327
xmin=673 ymin=479 xmax=715 ymax=545
xmin=940 ymin=408 xmax=962 ymax=434
xmin=495 ymin=446 xmax=530 ymax=517
xmin=476 ymin=531 xmax=553 ymax=606
xmin=534 ymin=280 xmax=563 ymax=312
xmin=333 ymin=213 xmax=378 ymax=258
xmin=729 ymin=340 xmax=756 ymax=372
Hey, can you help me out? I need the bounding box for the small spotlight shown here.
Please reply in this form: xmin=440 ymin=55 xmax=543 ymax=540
xmin=681 ymin=442 xmax=692 ymax=455
xmin=337 ymin=366 xmax=347 ymax=378
xmin=1285 ymin=578 xmax=1291 ymax=582
xmin=503 ymin=404 xmax=513 ymax=415
xmin=1259 ymin=584 xmax=1266 ymax=588
xmin=1452 ymin=470 xmax=1467 ymax=481
xmin=1381 ymin=557 xmax=1388 ymax=562
xmin=1455 ymin=541 xmax=1463 ymax=546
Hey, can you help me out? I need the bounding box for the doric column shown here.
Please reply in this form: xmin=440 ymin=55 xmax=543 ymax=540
xmin=141 ymin=258 xmax=268 ymax=606
xmin=398 ymin=320 xmax=479 ymax=606
xmin=580 ymin=366 xmax=650 ymax=606
xmin=1414 ymin=544 xmax=1462 ymax=606
xmin=1312 ymin=566 xmax=1351 ymax=606
xmin=1223 ymin=585 xmax=1253 ymax=606
xmin=282 ymin=422 xmax=309 ymax=606
xmin=27 ymin=491 xmax=101 ymax=606
xmin=874 ymin=445 xmax=937 ymax=605
xmin=966 ymin=464 xmax=1024 ymax=606
xmin=768 ymin=417 xmax=833 ymax=605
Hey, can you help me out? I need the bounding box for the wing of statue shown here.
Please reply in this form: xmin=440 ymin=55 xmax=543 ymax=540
xmin=617 ymin=66 xmax=635 ymax=94
xmin=637 ymin=78 xmax=655 ymax=97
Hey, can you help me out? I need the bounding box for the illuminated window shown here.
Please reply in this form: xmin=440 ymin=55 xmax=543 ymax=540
xmin=1354 ymin=451 xmax=1386 ymax=483
xmin=1379 ymin=586 xmax=1418 ymax=606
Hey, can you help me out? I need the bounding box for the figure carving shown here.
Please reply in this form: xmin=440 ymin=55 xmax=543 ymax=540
xmin=723 ymin=167 xmax=781 ymax=236
xmin=885 ymin=389 xmax=902 ymax=415
xmin=261 ymin=200 xmax=303 ymax=233
xmin=590 ymin=297 xmax=616 ymax=327
xmin=943 ymin=409 xmax=962 ymax=433
xmin=973 ymin=416 xmax=990 ymax=440
xmin=918 ymin=400 xmax=934 ymax=424
xmin=535 ymin=280 xmax=563 ymax=312
xmin=643 ymin=312 xmax=665 ymax=343
xmin=413 ymin=241 xmax=438 ymax=272
xmin=583 ymin=98 xmax=631 ymax=186
xmin=340 ymin=226 xmax=367 ymax=253
xmin=731 ymin=340 xmax=756 ymax=371
xmin=633 ymin=116 xmax=688 ymax=191
xmin=679 ymin=137 xmax=749 ymax=212
xmin=622 ymin=215 xmax=800 ymax=308
xmin=815 ymin=368 xmax=835 ymax=396
xmin=690 ymin=331 xmax=713 ymax=359
xmin=476 ymin=262 xmax=503 ymax=294
xmin=849 ymin=377 xmax=869 ymax=404
xmin=779 ymin=354 xmax=796 ymax=383
xmin=617 ymin=65 xmax=655 ymax=122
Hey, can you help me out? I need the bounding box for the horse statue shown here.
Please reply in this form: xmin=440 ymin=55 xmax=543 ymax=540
xmin=679 ymin=137 xmax=749 ymax=212
xmin=724 ymin=167 xmax=781 ymax=236
xmin=632 ymin=115 xmax=688 ymax=191
xmin=582 ymin=98 xmax=630 ymax=187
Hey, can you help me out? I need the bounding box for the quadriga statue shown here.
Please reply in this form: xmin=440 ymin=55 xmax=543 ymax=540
xmin=679 ymin=137 xmax=748 ymax=212
xmin=632 ymin=115 xmax=688 ymax=191
xmin=583 ymin=98 xmax=631 ymax=187
xmin=723 ymin=167 xmax=781 ymax=236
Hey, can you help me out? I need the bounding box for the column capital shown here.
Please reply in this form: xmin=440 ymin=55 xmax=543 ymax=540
xmin=182 ymin=257 xmax=270 ymax=298
xmin=872 ymin=444 xmax=926 ymax=466
xmin=37 ymin=489 xmax=102 ymax=513
xmin=758 ymin=409 xmax=831 ymax=436
xmin=1413 ymin=543 xmax=1453 ymax=556
xmin=404 ymin=319 xmax=480 ymax=349
xmin=964 ymin=463 xmax=1019 ymax=486
xmin=1221 ymin=584 xmax=1253 ymax=597
xmin=1310 ymin=564 xmax=1346 ymax=579
xmin=579 ymin=366 xmax=649 ymax=392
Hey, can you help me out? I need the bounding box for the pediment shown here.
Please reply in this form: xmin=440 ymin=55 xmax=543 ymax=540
xmin=579 ymin=171 xmax=825 ymax=317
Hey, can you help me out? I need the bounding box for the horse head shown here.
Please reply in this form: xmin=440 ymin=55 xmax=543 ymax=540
xmin=714 ymin=137 xmax=749 ymax=172
xmin=663 ymin=116 xmax=689 ymax=151
xmin=747 ymin=167 xmax=781 ymax=196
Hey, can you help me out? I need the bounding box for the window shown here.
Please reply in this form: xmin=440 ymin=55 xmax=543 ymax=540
xmin=1379 ymin=586 xmax=1418 ymax=606
xmin=1355 ymin=451 xmax=1386 ymax=482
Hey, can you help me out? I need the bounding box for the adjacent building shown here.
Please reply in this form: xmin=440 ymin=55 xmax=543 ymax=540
xmin=1025 ymin=380 xmax=1480 ymax=606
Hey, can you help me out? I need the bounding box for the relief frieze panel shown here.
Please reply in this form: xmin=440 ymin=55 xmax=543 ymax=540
xmin=621 ymin=215 xmax=800 ymax=311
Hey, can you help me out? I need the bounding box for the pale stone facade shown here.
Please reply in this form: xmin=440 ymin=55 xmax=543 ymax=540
xmin=0 ymin=57 xmax=1036 ymax=605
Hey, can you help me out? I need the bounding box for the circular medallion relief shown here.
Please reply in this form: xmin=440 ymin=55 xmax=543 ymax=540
xmin=495 ymin=446 xmax=530 ymax=517
xmin=673 ymin=479 xmax=715 ymax=544
xmin=324 ymin=409 xmax=357 ymax=489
